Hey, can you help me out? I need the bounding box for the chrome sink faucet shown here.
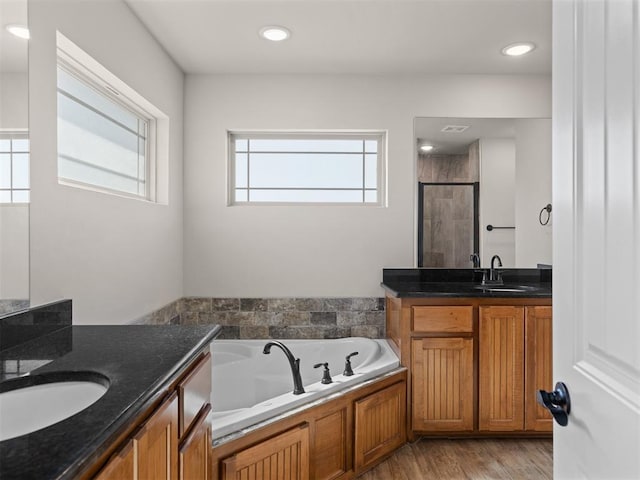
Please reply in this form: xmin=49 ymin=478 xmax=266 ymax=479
xmin=482 ymin=254 xmax=503 ymax=285
xmin=263 ymin=341 xmax=305 ymax=395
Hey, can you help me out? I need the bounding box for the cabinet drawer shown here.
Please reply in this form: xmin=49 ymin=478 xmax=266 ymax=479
xmin=178 ymin=352 xmax=212 ymax=438
xmin=412 ymin=306 xmax=473 ymax=333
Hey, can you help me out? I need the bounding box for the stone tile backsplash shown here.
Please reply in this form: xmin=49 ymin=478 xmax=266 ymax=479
xmin=0 ymin=299 xmax=30 ymax=316
xmin=136 ymin=297 xmax=385 ymax=339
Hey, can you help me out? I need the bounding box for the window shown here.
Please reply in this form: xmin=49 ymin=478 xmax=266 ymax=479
xmin=228 ymin=132 xmax=386 ymax=205
xmin=56 ymin=33 xmax=168 ymax=202
xmin=0 ymin=133 xmax=30 ymax=203
xmin=57 ymin=65 xmax=150 ymax=198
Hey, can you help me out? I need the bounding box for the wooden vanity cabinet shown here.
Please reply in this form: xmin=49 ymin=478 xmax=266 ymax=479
xmin=412 ymin=337 xmax=474 ymax=432
xmin=177 ymin=353 xmax=213 ymax=479
xmin=524 ymin=306 xmax=553 ymax=432
xmin=386 ymin=296 xmax=552 ymax=438
xmin=93 ymin=352 xmax=213 ymax=480
xmin=478 ymin=306 xmax=525 ymax=431
xmin=410 ymin=306 xmax=474 ymax=433
xmin=478 ymin=305 xmax=552 ymax=433
xmin=180 ymin=404 xmax=212 ymax=480
xmin=136 ymin=392 xmax=180 ymax=480
xmin=93 ymin=440 xmax=135 ymax=480
xmin=95 ymin=392 xmax=179 ymax=480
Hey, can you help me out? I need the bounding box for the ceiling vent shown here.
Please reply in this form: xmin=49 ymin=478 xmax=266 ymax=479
xmin=441 ymin=125 xmax=470 ymax=133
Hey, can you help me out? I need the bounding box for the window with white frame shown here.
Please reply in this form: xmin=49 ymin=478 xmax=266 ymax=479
xmin=229 ymin=132 xmax=386 ymax=205
xmin=0 ymin=133 xmax=30 ymax=203
xmin=56 ymin=33 xmax=165 ymax=202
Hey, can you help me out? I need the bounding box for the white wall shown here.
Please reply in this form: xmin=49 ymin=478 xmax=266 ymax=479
xmin=0 ymin=72 xmax=29 ymax=300
xmin=184 ymin=74 xmax=551 ymax=297
xmin=515 ymin=119 xmax=552 ymax=266
xmin=0 ymin=73 xmax=28 ymax=129
xmin=0 ymin=205 xmax=29 ymax=299
xmin=479 ymin=138 xmax=516 ymax=267
xmin=28 ymin=0 xmax=184 ymax=324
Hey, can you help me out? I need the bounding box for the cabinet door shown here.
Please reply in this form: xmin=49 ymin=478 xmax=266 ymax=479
xmin=135 ymin=392 xmax=179 ymax=480
xmin=411 ymin=338 xmax=474 ymax=432
xmin=354 ymin=382 xmax=406 ymax=474
xmin=222 ymin=424 xmax=309 ymax=480
xmin=94 ymin=440 xmax=135 ymax=480
xmin=179 ymin=404 xmax=212 ymax=480
xmin=479 ymin=306 xmax=525 ymax=431
xmin=524 ymin=306 xmax=553 ymax=432
xmin=311 ymin=405 xmax=351 ymax=480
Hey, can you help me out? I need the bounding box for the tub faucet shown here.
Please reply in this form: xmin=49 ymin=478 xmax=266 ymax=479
xmin=313 ymin=362 xmax=333 ymax=384
xmin=343 ymin=351 xmax=359 ymax=376
xmin=263 ymin=341 xmax=305 ymax=395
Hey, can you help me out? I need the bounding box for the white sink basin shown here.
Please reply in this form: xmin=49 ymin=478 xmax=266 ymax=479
xmin=0 ymin=374 xmax=109 ymax=441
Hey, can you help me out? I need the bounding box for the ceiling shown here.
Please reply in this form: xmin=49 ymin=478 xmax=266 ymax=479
xmin=125 ymin=0 xmax=552 ymax=75
xmin=414 ymin=117 xmax=518 ymax=155
xmin=0 ymin=0 xmax=28 ymax=73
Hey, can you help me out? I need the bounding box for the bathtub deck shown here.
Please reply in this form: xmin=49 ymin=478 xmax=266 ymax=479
xmin=358 ymin=438 xmax=553 ymax=479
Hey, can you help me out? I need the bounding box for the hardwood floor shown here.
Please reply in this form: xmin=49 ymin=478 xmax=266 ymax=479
xmin=358 ymin=438 xmax=553 ymax=480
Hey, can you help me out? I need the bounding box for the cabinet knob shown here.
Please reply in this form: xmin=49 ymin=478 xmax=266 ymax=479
xmin=536 ymin=382 xmax=571 ymax=426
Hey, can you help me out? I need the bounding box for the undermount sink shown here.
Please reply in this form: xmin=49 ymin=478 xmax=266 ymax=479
xmin=0 ymin=372 xmax=109 ymax=442
xmin=474 ymin=284 xmax=541 ymax=293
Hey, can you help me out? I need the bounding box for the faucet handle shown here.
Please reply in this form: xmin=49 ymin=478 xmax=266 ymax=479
xmin=313 ymin=362 xmax=333 ymax=384
xmin=344 ymin=351 xmax=359 ymax=376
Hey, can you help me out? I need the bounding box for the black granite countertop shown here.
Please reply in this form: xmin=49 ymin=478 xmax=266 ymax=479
xmin=381 ymin=268 xmax=552 ymax=298
xmin=0 ymin=324 xmax=221 ymax=480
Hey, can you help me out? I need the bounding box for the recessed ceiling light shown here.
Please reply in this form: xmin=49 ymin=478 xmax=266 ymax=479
xmin=501 ymin=42 xmax=536 ymax=56
xmin=5 ymin=24 xmax=30 ymax=40
xmin=420 ymin=144 xmax=434 ymax=152
xmin=259 ymin=26 xmax=291 ymax=42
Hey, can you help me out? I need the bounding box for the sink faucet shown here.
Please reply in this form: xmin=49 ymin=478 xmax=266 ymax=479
xmin=263 ymin=341 xmax=305 ymax=395
xmin=490 ymin=255 xmax=503 ymax=283
xmin=470 ymin=253 xmax=481 ymax=268
xmin=482 ymin=254 xmax=503 ymax=285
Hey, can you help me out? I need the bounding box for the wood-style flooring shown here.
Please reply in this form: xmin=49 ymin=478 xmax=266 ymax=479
xmin=359 ymin=438 xmax=553 ymax=480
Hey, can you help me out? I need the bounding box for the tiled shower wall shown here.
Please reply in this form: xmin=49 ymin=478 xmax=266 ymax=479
xmin=135 ymin=297 xmax=386 ymax=339
xmin=417 ymin=140 xmax=480 ymax=184
xmin=421 ymin=184 xmax=475 ymax=267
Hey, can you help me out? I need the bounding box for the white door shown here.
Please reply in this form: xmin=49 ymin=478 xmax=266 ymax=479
xmin=553 ymin=0 xmax=640 ymax=478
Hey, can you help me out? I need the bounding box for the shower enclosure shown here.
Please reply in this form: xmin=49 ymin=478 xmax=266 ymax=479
xmin=417 ymin=182 xmax=479 ymax=268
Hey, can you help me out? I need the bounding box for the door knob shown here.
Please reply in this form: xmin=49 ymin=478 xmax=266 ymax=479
xmin=537 ymin=382 xmax=571 ymax=426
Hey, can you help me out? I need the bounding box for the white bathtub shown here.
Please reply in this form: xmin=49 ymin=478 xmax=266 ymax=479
xmin=209 ymin=337 xmax=399 ymax=440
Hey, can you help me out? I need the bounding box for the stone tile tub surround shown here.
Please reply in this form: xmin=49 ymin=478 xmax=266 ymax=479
xmin=136 ymin=297 xmax=386 ymax=339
